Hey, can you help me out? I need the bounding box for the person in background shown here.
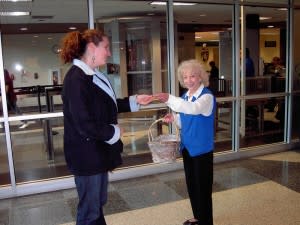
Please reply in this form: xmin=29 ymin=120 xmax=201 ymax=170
xmin=209 ymin=61 xmax=219 ymax=79
xmin=208 ymin=61 xmax=219 ymax=94
xmin=265 ymin=56 xmax=284 ymax=76
xmin=265 ymin=57 xmax=284 ymax=111
xmin=245 ymin=48 xmax=255 ymax=77
xmin=154 ymin=59 xmax=216 ymax=225
xmin=4 ymin=69 xmax=29 ymax=129
xmin=60 ymin=29 xmax=153 ymax=225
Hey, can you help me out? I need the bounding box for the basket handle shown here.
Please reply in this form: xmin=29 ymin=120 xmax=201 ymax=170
xmin=148 ymin=118 xmax=179 ymax=142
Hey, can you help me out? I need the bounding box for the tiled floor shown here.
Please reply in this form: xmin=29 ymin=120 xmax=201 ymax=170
xmin=0 ymin=149 xmax=299 ymax=225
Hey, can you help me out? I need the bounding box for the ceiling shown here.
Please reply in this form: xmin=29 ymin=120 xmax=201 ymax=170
xmin=0 ymin=0 xmax=288 ymax=35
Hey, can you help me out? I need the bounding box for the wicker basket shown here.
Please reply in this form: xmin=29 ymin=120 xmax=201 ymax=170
xmin=148 ymin=118 xmax=180 ymax=163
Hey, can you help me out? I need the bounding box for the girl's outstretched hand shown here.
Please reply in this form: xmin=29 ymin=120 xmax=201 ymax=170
xmin=136 ymin=94 xmax=154 ymax=105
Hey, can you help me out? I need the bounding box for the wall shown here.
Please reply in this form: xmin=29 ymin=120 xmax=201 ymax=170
xmin=178 ymin=32 xmax=195 ymax=63
xmin=259 ymin=28 xmax=280 ymax=63
xmin=2 ymin=33 xmax=69 ymax=107
xmin=195 ymin=45 xmax=219 ymax=72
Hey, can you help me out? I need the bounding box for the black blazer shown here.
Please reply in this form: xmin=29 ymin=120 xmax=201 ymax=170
xmin=62 ymin=66 xmax=131 ymax=176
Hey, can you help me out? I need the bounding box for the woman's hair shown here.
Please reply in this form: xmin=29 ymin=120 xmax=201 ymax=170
xmin=4 ymin=69 xmax=9 ymax=78
xmin=177 ymin=59 xmax=209 ymax=87
xmin=60 ymin=29 xmax=106 ymax=64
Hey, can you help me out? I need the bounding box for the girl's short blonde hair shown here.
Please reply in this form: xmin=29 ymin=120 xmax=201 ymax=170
xmin=177 ymin=59 xmax=209 ymax=88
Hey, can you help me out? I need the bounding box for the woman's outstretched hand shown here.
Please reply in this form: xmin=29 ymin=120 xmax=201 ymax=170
xmin=153 ymin=93 xmax=169 ymax=103
xmin=136 ymin=94 xmax=154 ymax=105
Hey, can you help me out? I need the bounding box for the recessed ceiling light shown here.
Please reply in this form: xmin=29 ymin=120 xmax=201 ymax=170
xmin=15 ymin=63 xmax=23 ymax=72
xmin=0 ymin=11 xmax=30 ymax=16
xmin=259 ymin=16 xmax=272 ymax=20
xmin=267 ymin=25 xmax=274 ymax=28
xmin=20 ymin=27 xmax=28 ymax=31
xmin=277 ymin=8 xmax=287 ymax=11
xmin=150 ymin=1 xmax=196 ymax=6
xmin=69 ymin=27 xmax=77 ymax=30
xmin=174 ymin=2 xmax=196 ymax=6
xmin=0 ymin=0 xmax=32 ymax=2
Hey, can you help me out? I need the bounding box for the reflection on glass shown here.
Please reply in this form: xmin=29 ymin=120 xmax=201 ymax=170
xmin=175 ymin=3 xmax=233 ymax=152
xmin=2 ymin=34 xmax=67 ymax=114
xmin=293 ymin=9 xmax=300 ymax=91
xmin=11 ymin=117 xmax=67 ymax=183
xmin=0 ymin=0 xmax=295 ymax=188
xmin=126 ymin=23 xmax=152 ymax=72
xmin=120 ymin=109 xmax=169 ymax=166
xmin=238 ymin=5 xmax=287 ymax=148
xmin=215 ymin=101 xmax=232 ymax=152
xmin=0 ymin=87 xmax=3 ymax=117
xmin=128 ymin=72 xmax=152 ymax=95
xmin=176 ymin=4 xmax=233 ymax=97
xmin=0 ymin=130 xmax=11 ymax=186
xmin=10 ymin=111 xmax=171 ymax=182
xmin=241 ymin=0 xmax=287 ymax=3
xmin=242 ymin=6 xmax=287 ymax=95
xmin=1 ymin=0 xmax=89 ymax=185
xmin=240 ymin=97 xmax=284 ymax=148
xmin=292 ymin=93 xmax=300 ymax=140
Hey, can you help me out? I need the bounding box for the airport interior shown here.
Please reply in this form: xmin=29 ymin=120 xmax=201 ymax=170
xmin=0 ymin=0 xmax=300 ymax=224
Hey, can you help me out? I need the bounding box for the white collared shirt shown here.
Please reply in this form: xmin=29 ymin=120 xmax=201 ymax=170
xmin=166 ymin=84 xmax=214 ymax=116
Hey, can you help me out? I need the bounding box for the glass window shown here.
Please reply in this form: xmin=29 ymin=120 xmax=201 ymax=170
xmin=0 ymin=131 xmax=11 ymax=186
xmin=292 ymin=93 xmax=300 ymax=140
xmin=295 ymin=0 xmax=300 ymax=6
xmin=0 ymin=87 xmax=3 ymax=120
xmin=240 ymin=0 xmax=287 ymax=4
xmin=10 ymin=117 xmax=66 ymax=183
xmin=0 ymin=0 xmax=295 ymax=187
xmin=215 ymin=101 xmax=233 ymax=152
xmin=94 ymin=1 xmax=168 ymax=166
xmin=293 ymin=9 xmax=300 ymax=92
xmin=174 ymin=3 xmax=234 ymax=152
xmin=292 ymin=8 xmax=300 ymax=140
xmin=0 ymin=0 xmax=88 ymax=183
xmin=239 ymin=5 xmax=287 ymax=148
xmin=240 ymin=97 xmax=285 ymax=148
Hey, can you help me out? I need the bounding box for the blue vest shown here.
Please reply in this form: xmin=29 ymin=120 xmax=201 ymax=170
xmin=179 ymin=87 xmax=216 ymax=157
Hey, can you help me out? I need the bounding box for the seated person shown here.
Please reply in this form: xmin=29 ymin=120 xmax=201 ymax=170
xmin=265 ymin=56 xmax=284 ymax=76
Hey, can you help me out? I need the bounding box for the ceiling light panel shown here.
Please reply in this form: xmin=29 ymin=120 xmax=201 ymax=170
xmin=0 ymin=0 xmax=32 ymax=2
xmin=0 ymin=11 xmax=30 ymax=16
xmin=150 ymin=1 xmax=197 ymax=6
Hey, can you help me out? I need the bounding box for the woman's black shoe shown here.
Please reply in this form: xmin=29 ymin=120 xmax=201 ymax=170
xmin=183 ymin=219 xmax=199 ymax=225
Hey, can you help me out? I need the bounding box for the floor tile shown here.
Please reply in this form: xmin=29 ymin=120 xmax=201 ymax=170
xmin=0 ymin=149 xmax=299 ymax=225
